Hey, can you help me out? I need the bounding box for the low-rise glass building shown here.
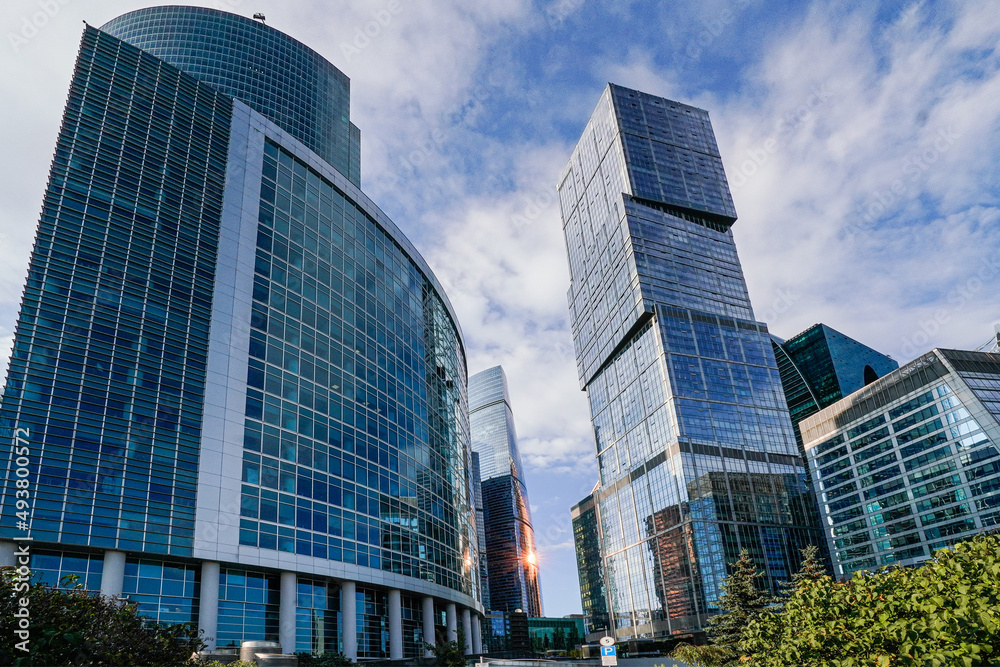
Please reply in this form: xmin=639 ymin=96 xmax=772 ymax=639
xmin=800 ymin=349 xmax=1000 ymax=577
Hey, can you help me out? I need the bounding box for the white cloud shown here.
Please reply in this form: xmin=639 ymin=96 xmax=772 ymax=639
xmin=418 ymin=144 xmax=597 ymax=476
xmin=711 ymin=0 xmax=1000 ymax=359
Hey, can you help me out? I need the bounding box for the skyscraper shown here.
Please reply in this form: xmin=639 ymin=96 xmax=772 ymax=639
xmin=468 ymin=366 xmax=542 ymax=616
xmin=801 ymin=348 xmax=1000 ymax=578
xmin=771 ymin=323 xmax=898 ymax=456
xmin=570 ymin=489 xmax=608 ymax=635
xmin=557 ymin=84 xmax=823 ymax=637
xmin=470 ymin=450 xmax=490 ymax=610
xmin=0 ymin=7 xmax=482 ymax=658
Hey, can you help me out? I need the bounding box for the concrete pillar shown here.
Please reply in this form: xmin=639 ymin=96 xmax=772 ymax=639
xmin=422 ymin=596 xmax=435 ymax=658
xmin=472 ymin=614 xmax=483 ymax=654
xmin=388 ymin=588 xmax=403 ymax=659
xmin=461 ymin=608 xmax=473 ymax=655
xmin=279 ymin=571 xmax=297 ymax=654
xmin=446 ymin=602 xmax=458 ymax=643
xmin=0 ymin=540 xmax=15 ymax=567
xmin=100 ymin=550 xmax=126 ymax=598
xmin=199 ymin=561 xmax=221 ymax=650
xmin=342 ymin=581 xmax=357 ymax=661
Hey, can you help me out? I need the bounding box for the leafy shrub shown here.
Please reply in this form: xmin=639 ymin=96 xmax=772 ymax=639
xmin=0 ymin=567 xmax=204 ymax=666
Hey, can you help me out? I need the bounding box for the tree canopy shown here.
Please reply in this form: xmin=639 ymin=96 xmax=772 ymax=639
xmin=707 ymin=548 xmax=774 ymax=651
xmin=741 ymin=533 xmax=1000 ymax=666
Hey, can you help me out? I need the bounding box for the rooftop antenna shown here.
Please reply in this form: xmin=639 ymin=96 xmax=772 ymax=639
xmin=252 ymin=13 xmax=266 ymax=22
xmin=975 ymin=323 xmax=1000 ymax=353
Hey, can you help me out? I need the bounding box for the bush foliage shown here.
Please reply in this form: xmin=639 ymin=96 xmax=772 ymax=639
xmin=0 ymin=567 xmax=204 ymax=666
xmin=741 ymin=534 xmax=1000 ymax=666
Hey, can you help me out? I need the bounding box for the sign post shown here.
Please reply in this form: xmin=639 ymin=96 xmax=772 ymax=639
xmin=599 ymin=637 xmax=617 ymax=666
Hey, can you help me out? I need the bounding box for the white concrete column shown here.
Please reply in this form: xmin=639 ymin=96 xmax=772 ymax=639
xmin=446 ymin=602 xmax=458 ymax=643
xmin=342 ymin=581 xmax=357 ymax=661
xmin=472 ymin=614 xmax=483 ymax=654
xmin=422 ymin=596 xmax=435 ymax=658
xmin=100 ymin=550 xmax=126 ymax=598
xmin=0 ymin=540 xmax=15 ymax=567
xmin=279 ymin=571 xmax=297 ymax=654
xmin=388 ymin=588 xmax=403 ymax=659
xmin=199 ymin=561 xmax=221 ymax=650
xmin=461 ymin=608 xmax=473 ymax=655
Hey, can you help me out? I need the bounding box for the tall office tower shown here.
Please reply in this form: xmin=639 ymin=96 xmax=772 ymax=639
xmin=771 ymin=323 xmax=898 ymax=456
xmin=0 ymin=7 xmax=483 ymax=658
xmin=570 ymin=488 xmax=608 ymax=635
xmin=468 ymin=366 xmax=542 ymax=616
xmin=557 ymin=84 xmax=823 ymax=637
xmin=801 ymin=349 xmax=1000 ymax=578
xmin=470 ymin=451 xmax=491 ymax=610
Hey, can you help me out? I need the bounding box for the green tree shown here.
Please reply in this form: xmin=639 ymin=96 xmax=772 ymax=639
xmin=778 ymin=544 xmax=827 ymax=598
xmin=425 ymin=627 xmax=467 ymax=667
xmin=0 ymin=568 xmax=204 ymax=666
xmin=552 ymin=627 xmax=566 ymax=652
xmin=707 ymin=548 xmax=774 ymax=651
xmin=566 ymin=623 xmax=581 ymax=651
xmin=741 ymin=533 xmax=1000 ymax=666
xmin=670 ymin=642 xmax=735 ymax=667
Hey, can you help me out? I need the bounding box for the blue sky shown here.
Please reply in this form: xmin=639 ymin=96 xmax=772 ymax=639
xmin=1 ymin=0 xmax=999 ymax=616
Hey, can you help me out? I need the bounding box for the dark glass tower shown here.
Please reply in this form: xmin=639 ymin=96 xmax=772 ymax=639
xmin=468 ymin=366 xmax=542 ymax=616
xmin=470 ymin=451 xmax=490 ymax=610
xmin=0 ymin=7 xmax=483 ymax=659
xmin=557 ymin=84 xmax=823 ymax=637
xmin=771 ymin=323 xmax=898 ymax=456
xmin=570 ymin=489 xmax=608 ymax=635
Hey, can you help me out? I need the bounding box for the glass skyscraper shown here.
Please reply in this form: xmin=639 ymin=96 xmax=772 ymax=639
xmin=468 ymin=366 xmax=542 ymax=616
xmin=557 ymin=84 xmax=823 ymax=638
xmin=801 ymin=348 xmax=1000 ymax=578
xmin=570 ymin=489 xmax=608 ymax=635
xmin=771 ymin=323 xmax=898 ymax=457
xmin=0 ymin=7 xmax=483 ymax=658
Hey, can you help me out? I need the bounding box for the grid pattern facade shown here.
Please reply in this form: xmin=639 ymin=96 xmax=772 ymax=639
xmin=468 ymin=366 xmax=541 ymax=615
xmin=122 ymin=557 xmax=200 ymax=627
xmin=295 ymin=578 xmax=340 ymax=654
xmin=570 ymin=492 xmax=608 ymax=633
xmin=355 ymin=586 xmax=388 ymax=658
xmin=558 ymin=84 xmax=823 ymax=638
xmin=237 ymin=139 xmax=476 ymax=596
xmin=801 ymin=349 xmax=1000 ymax=578
xmin=480 ymin=476 xmax=542 ymax=616
xmin=614 ymin=88 xmax=737 ymax=222
xmin=471 ymin=451 xmax=491 ymax=610
xmin=0 ymin=26 xmax=231 ymax=554
xmin=217 ymin=568 xmax=281 ymax=647
xmin=28 ymin=550 xmax=103 ymax=592
xmin=101 ymin=6 xmax=361 ymax=186
xmin=400 ymin=594 xmax=426 ymax=657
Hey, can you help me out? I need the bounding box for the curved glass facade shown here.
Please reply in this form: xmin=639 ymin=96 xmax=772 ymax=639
xmin=240 ymin=138 xmax=475 ymax=593
xmin=101 ymin=6 xmax=361 ymax=186
xmin=1 ymin=9 xmax=481 ymax=659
